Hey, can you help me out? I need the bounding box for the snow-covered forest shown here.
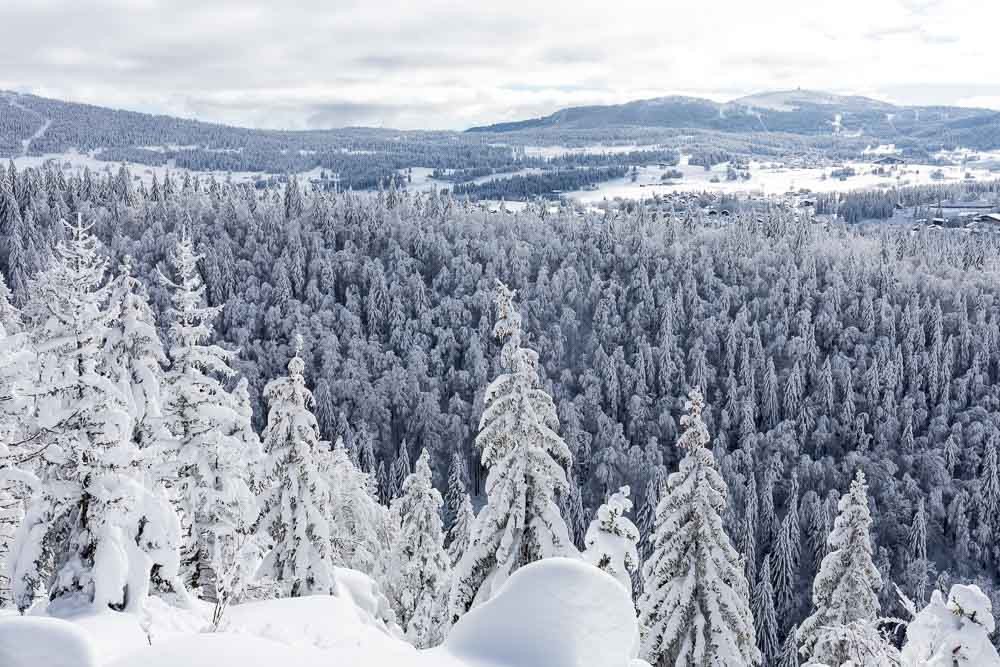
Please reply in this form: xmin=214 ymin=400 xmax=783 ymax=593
xmin=3 ymin=159 xmax=1000 ymax=665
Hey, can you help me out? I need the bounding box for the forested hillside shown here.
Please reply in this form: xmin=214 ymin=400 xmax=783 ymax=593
xmin=3 ymin=160 xmax=1000 ymax=658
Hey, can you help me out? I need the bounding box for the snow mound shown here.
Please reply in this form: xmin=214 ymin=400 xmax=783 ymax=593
xmin=0 ymin=616 xmax=100 ymax=667
xmin=442 ymin=557 xmax=639 ymax=667
xmin=46 ymin=606 xmax=150 ymax=663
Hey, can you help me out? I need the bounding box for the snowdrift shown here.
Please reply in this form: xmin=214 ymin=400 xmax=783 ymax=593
xmin=0 ymin=616 xmax=100 ymax=667
xmin=4 ymin=560 xmax=643 ymax=667
xmin=441 ymin=557 xmax=641 ymax=667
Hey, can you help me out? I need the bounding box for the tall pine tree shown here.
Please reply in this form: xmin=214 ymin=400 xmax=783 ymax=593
xmin=637 ymin=390 xmax=760 ymax=666
xmin=448 ymin=282 xmax=576 ymax=624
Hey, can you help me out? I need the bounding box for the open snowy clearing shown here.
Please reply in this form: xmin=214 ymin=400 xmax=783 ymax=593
xmin=565 ymin=155 xmax=998 ymax=202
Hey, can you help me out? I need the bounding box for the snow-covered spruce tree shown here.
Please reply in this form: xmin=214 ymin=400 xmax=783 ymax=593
xmin=389 ymin=440 xmax=411 ymax=502
xmin=0 ymin=280 xmax=33 ymax=607
xmin=637 ymin=390 xmax=760 ymax=667
xmin=444 ymin=451 xmax=468 ymax=531
xmin=754 ymin=554 xmax=780 ymax=666
xmin=446 ymin=492 xmax=474 ymax=568
xmin=448 ymin=281 xmax=577 ymax=625
xmin=258 ymin=338 xmax=336 ymax=597
xmin=561 ymin=468 xmax=589 ymax=550
xmin=386 ymin=449 xmax=451 ymax=648
xmin=324 ymin=436 xmax=391 ymax=576
xmin=637 ymin=465 xmax=667 ymax=562
xmin=10 ymin=217 xmax=180 ymax=613
xmin=101 ymin=256 xmax=188 ymax=600
xmin=160 ymin=232 xmax=259 ymax=605
xmin=103 ymin=257 xmax=170 ymax=454
xmin=797 ymin=469 xmax=885 ymax=666
xmin=778 ymin=623 xmax=800 ymax=667
xmin=583 ymin=485 xmax=639 ymax=592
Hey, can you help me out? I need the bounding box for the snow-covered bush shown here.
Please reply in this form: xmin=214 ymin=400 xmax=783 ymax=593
xmin=900 ymin=583 xmax=1000 ymax=666
xmin=583 ymin=485 xmax=639 ymax=591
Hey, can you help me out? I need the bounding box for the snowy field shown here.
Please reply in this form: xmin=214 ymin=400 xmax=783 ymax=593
xmin=522 ymin=144 xmax=663 ymax=159
xmin=565 ymin=154 xmax=999 ymax=203
xmin=9 ymin=150 xmax=266 ymax=187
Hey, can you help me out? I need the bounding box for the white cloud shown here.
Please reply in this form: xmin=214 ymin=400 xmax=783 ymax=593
xmin=1 ymin=0 xmax=999 ymax=129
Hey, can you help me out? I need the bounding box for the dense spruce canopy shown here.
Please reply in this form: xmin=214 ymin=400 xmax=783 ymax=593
xmin=3 ymin=160 xmax=1000 ymax=644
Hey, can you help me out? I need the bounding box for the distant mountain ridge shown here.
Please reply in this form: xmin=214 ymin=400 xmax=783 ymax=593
xmin=466 ymin=89 xmax=1000 ymax=149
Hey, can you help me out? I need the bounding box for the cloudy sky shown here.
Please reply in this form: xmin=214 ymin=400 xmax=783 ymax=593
xmin=2 ymin=0 xmax=998 ymax=130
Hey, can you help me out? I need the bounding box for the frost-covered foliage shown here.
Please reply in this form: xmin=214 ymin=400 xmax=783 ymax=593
xmin=258 ymin=339 xmax=335 ymax=597
xmin=386 ymin=449 xmax=451 ymax=648
xmin=324 ymin=437 xmax=391 ymax=576
xmin=4 ymin=162 xmax=1000 ymax=649
xmin=9 ymin=217 xmax=180 ymax=613
xmin=583 ymin=486 xmax=639 ymax=592
xmin=798 ymin=469 xmax=884 ymax=666
xmin=448 ymin=283 xmax=577 ymax=625
xmin=0 ymin=276 xmax=33 ymax=606
xmin=637 ymin=390 xmax=760 ymax=667
xmin=160 ymin=233 xmax=259 ymax=605
xmin=446 ymin=493 xmax=474 ymax=568
xmin=901 ymin=583 xmax=1000 ymax=666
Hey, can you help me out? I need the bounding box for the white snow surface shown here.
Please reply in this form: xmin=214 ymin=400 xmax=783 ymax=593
xmin=443 ymin=557 xmax=640 ymax=667
xmin=0 ymin=616 xmax=100 ymax=667
xmin=901 ymin=584 xmax=1000 ymax=666
xmin=12 ymin=559 xmax=642 ymax=667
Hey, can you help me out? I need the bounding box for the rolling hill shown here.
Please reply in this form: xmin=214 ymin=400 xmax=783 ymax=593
xmin=467 ymin=89 xmax=1000 ymax=151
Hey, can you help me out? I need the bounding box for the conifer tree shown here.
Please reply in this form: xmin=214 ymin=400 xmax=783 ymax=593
xmin=389 ymin=440 xmax=411 ymax=501
xmin=637 ymin=465 xmax=667 ymax=562
xmin=561 ymin=469 xmax=589 ymax=550
xmin=904 ymin=497 xmax=932 ymax=606
xmin=637 ymin=390 xmax=760 ymax=666
xmin=258 ymin=338 xmax=335 ymax=596
xmin=754 ymin=554 xmax=780 ymax=666
xmin=448 ymin=282 xmax=576 ymax=625
xmin=11 ymin=217 xmax=180 ymax=612
xmin=798 ymin=469 xmax=884 ymax=666
xmin=386 ymin=449 xmax=451 ymax=648
xmin=774 ymin=479 xmax=801 ymax=624
xmin=447 ymin=492 xmax=474 ymax=568
xmin=583 ymin=486 xmax=640 ymax=591
xmin=778 ymin=624 xmax=800 ymax=667
xmin=325 ymin=437 xmax=391 ymax=576
xmin=161 ymin=233 xmax=259 ymax=600
xmin=976 ymin=436 xmax=1000 ymax=562
xmin=444 ymin=451 xmax=468 ymax=531
xmin=0 ymin=278 xmax=33 ymax=607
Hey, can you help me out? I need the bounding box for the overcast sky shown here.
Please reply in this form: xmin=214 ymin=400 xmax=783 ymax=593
xmin=2 ymin=0 xmax=999 ymax=131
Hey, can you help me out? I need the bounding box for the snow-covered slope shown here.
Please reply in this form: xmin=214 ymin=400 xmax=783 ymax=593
xmin=3 ymin=560 xmax=644 ymax=667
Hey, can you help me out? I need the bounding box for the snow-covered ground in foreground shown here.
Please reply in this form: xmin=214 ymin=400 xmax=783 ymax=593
xmin=0 ymin=558 xmax=647 ymax=667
